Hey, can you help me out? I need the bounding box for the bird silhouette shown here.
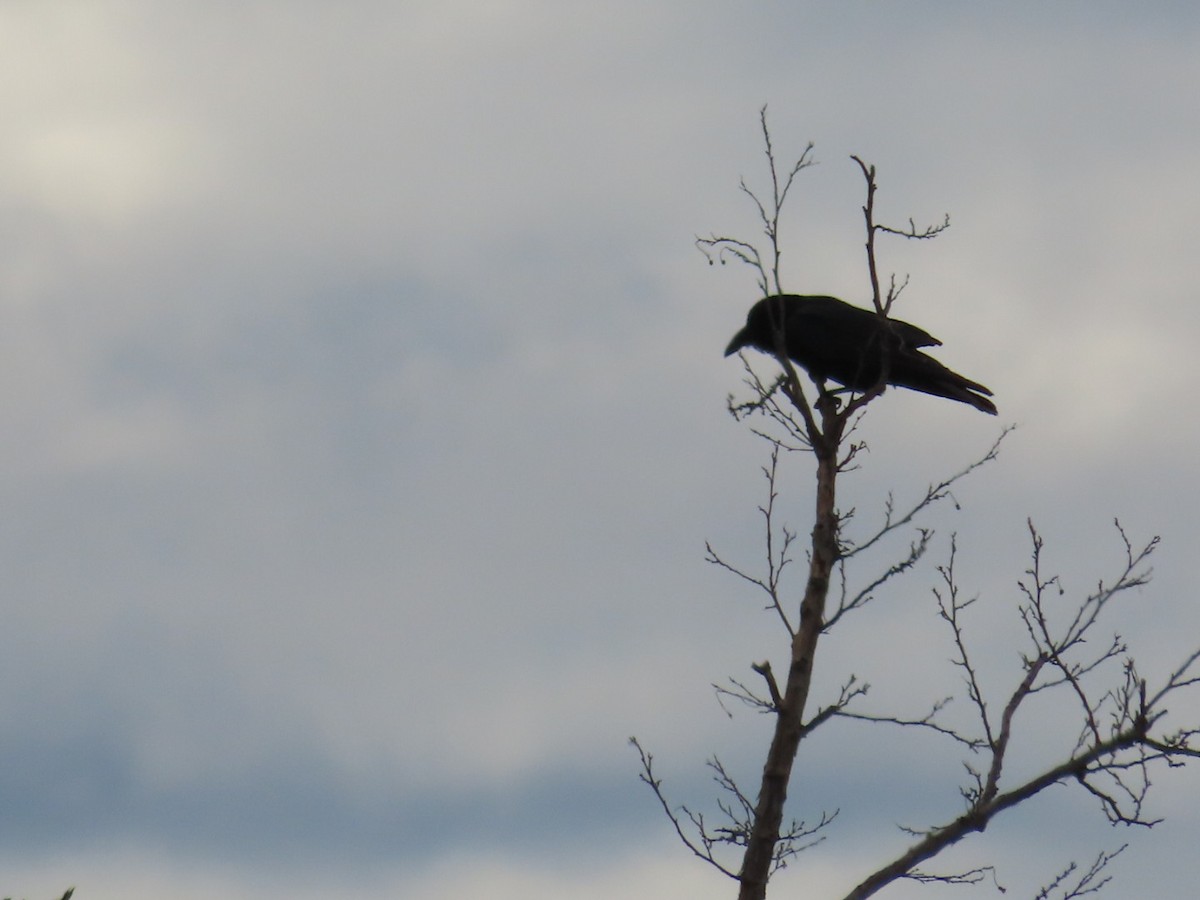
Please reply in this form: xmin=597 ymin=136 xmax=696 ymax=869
xmin=726 ymin=294 xmax=996 ymax=415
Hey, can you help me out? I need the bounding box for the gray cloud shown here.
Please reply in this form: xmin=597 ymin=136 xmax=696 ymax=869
xmin=1 ymin=3 xmax=1197 ymax=899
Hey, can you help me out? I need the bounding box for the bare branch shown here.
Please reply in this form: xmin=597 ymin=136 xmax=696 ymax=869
xmin=753 ymin=660 xmax=785 ymax=710
xmin=877 ymin=214 xmax=951 ymax=240
xmin=933 ymin=537 xmax=996 ymax=749
xmin=841 ymin=425 xmax=1015 ymax=562
xmin=696 ymin=106 xmax=814 ymax=297
xmin=840 ymin=521 xmax=1200 ymax=898
xmin=1146 ymin=646 xmax=1200 ymax=708
xmin=696 ymin=233 xmax=770 ymax=296
xmin=825 ymin=528 xmax=931 ymax=630
xmin=1035 ymin=845 xmax=1127 ymax=900
xmin=753 ymin=105 xmax=816 ymax=294
xmin=629 ymin=737 xmax=740 ymax=879
xmin=714 ymin=675 xmax=775 ymax=716
xmin=714 ymin=661 xmax=786 ymax=715
xmin=802 ymin=674 xmax=871 ymax=737
xmin=843 ymin=724 xmax=1157 ymax=899
xmin=836 ymin=694 xmax=987 ymax=752
xmin=904 ymin=865 xmax=1002 ymax=889
xmin=822 ymin=428 xmax=1012 ymax=631
xmin=850 ymin=154 xmax=949 ymax=316
xmin=705 ymin=441 xmax=798 ymax=637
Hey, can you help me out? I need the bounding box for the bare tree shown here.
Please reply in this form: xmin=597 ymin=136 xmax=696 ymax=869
xmin=631 ymin=108 xmax=1200 ymax=899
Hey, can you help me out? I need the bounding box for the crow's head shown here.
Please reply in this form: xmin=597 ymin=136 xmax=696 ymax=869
xmin=725 ymin=297 xmax=785 ymax=357
xmin=724 ymin=324 xmax=752 ymax=357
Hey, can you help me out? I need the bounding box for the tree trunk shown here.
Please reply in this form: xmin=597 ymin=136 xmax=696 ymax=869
xmin=737 ymin=436 xmax=840 ymax=900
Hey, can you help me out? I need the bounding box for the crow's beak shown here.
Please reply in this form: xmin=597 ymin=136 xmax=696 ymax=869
xmin=724 ymin=328 xmax=749 ymax=357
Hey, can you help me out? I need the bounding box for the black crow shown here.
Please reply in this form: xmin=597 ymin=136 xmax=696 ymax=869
xmin=725 ymin=294 xmax=997 ymax=415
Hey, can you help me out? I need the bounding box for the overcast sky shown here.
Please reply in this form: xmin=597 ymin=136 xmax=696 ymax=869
xmin=2 ymin=3 xmax=1198 ymax=899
